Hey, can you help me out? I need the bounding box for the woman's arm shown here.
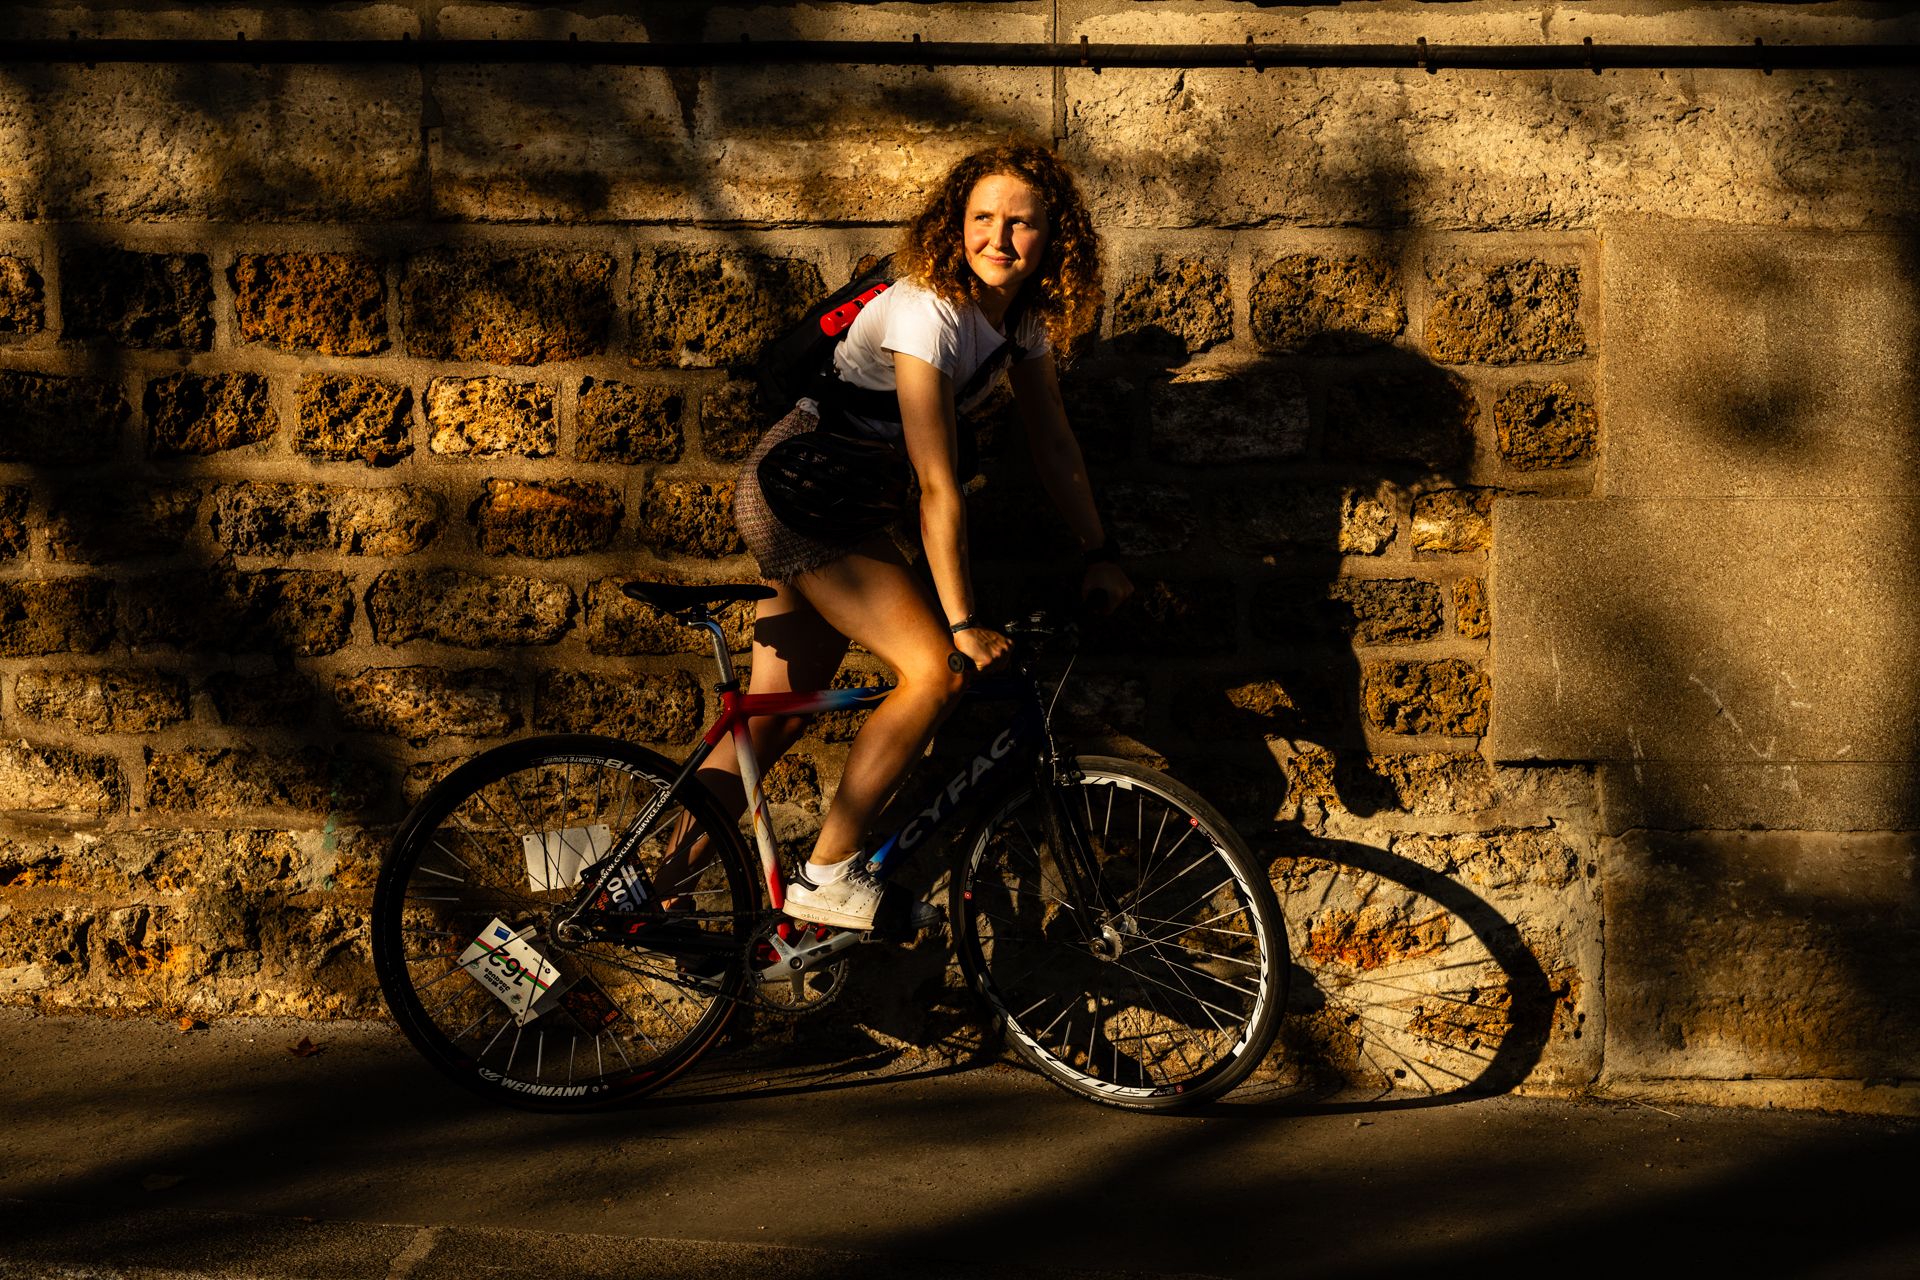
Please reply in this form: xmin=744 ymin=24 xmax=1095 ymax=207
xmin=896 ymin=353 xmax=1012 ymax=668
xmin=1009 ymin=353 xmax=1135 ymax=609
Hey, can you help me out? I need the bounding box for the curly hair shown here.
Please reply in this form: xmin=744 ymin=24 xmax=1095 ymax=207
xmin=898 ymin=142 xmax=1104 ymax=353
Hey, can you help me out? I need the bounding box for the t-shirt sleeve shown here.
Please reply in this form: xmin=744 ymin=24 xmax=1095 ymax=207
xmin=1014 ymin=309 xmax=1052 ymax=361
xmin=880 ymin=288 xmax=963 ymax=377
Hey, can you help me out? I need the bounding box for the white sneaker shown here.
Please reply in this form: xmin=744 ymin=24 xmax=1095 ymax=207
xmin=785 ymin=860 xmax=941 ymax=935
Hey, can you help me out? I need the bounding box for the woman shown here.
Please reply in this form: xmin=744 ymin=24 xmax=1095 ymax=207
xmin=710 ymin=141 xmax=1133 ymax=932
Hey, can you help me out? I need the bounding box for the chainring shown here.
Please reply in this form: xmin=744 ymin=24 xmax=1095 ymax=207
xmin=745 ymin=918 xmax=856 ymax=1017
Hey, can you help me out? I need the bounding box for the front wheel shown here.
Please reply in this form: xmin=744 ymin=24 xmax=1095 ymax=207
xmin=372 ymin=735 xmax=757 ymax=1110
xmin=952 ymin=756 xmax=1286 ymax=1110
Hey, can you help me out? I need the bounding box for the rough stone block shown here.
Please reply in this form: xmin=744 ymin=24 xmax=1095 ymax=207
xmin=0 ymin=740 xmax=123 ymax=818
xmin=15 ymin=669 xmax=189 ymax=733
xmin=583 ymin=577 xmax=752 ymax=656
xmin=472 ymin=479 xmax=622 ymax=558
xmin=1493 ymin=381 xmax=1598 ymax=471
xmin=1324 ymin=365 xmax=1476 ymax=469
xmin=1393 ymin=828 xmax=1582 ymax=892
xmin=209 ymin=482 xmax=442 ymax=558
xmin=145 ymin=373 xmax=276 ymax=456
xmin=205 ymin=671 xmax=315 ymax=728
xmin=1057 ymin=360 xmax=1147 ymax=468
xmin=424 ymin=376 xmax=556 ymax=458
xmin=123 ymin=569 xmax=353 ymax=657
xmin=533 ymin=671 xmax=702 ymax=744
xmin=145 ymin=748 xmax=384 ymax=817
xmin=61 ymin=250 xmax=213 ymax=350
xmin=230 ymin=252 xmax=388 ymax=355
xmin=630 ymin=249 xmax=824 ymax=369
xmin=332 ymin=667 xmax=520 ymax=742
xmin=1218 ymin=483 xmax=1399 ymax=558
xmin=1326 ymin=578 xmax=1445 ymax=645
xmin=92 ymin=828 xmax=309 ymax=897
xmin=577 ymin=377 xmax=683 ymax=464
xmin=698 ymin=380 xmax=762 ymax=463
xmin=0 ymin=372 xmax=129 ymax=465
xmin=0 ymin=579 xmax=114 ymax=656
xmin=763 ymin=755 xmax=824 ymax=814
xmin=1299 ymin=903 xmax=1449 ymax=972
xmin=638 ymin=477 xmax=744 ymax=558
xmin=1605 ymin=830 xmax=1920 ymax=1081
xmin=1357 ymin=752 xmax=1498 ymax=816
xmin=0 ymin=487 xmax=26 ymax=559
xmin=1172 ymin=673 xmax=1315 ymax=740
xmin=1426 ymin=260 xmax=1585 ymax=365
xmin=1454 ymin=577 xmax=1491 ymax=639
xmin=402 ymin=249 xmax=614 ymax=365
xmin=366 ymin=569 xmax=574 ymax=649
xmin=1412 ymin=489 xmax=1494 ymax=553
xmin=1058 ymin=673 xmax=1151 ymax=736
xmin=1362 ymin=659 xmax=1491 ymax=736
xmin=295 ymin=374 xmax=413 ymax=466
xmin=1250 ymin=254 xmax=1405 ymax=354
xmin=0 ymin=906 xmax=88 ymax=991
xmin=1112 ymin=257 xmax=1232 ymax=356
xmin=1102 ymin=481 xmax=1197 ymax=558
xmin=0 ymin=254 xmax=45 ymax=338
xmin=1087 ymin=578 xmax=1237 ymax=658
xmin=1149 ymin=361 xmax=1308 ymax=465
xmin=45 ymin=484 xmax=201 ymax=564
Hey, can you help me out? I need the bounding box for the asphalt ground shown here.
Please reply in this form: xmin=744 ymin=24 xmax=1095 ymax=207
xmin=1 ymin=1008 xmax=1915 ymax=1279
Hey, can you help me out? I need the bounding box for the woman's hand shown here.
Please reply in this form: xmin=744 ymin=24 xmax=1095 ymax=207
xmin=1082 ymin=562 xmax=1134 ymax=614
xmin=953 ymin=625 xmax=1013 ymax=672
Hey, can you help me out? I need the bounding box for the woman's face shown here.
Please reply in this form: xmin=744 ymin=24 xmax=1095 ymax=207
xmin=963 ymin=173 xmax=1048 ymax=296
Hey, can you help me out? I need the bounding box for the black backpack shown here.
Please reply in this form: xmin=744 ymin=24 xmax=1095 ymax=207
xmin=753 ymin=254 xmax=901 ymax=420
xmin=753 ymin=253 xmax=1029 ymax=432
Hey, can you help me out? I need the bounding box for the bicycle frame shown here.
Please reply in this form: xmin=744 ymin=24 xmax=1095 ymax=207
xmin=634 ymin=613 xmax=1061 ymax=910
xmin=564 ymin=607 xmax=1101 ymax=936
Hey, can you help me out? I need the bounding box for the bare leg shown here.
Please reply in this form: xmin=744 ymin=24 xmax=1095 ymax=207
xmin=788 ymin=538 xmax=965 ymax=866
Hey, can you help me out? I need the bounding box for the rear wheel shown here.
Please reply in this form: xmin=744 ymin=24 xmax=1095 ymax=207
xmin=372 ymin=735 xmax=757 ymax=1110
xmin=952 ymin=756 xmax=1285 ymax=1110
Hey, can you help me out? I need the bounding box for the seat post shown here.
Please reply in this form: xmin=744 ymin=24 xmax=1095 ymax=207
xmin=695 ymin=614 xmax=738 ymax=688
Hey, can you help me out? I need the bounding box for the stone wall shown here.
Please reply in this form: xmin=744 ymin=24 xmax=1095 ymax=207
xmin=0 ymin=0 xmax=1915 ymax=1112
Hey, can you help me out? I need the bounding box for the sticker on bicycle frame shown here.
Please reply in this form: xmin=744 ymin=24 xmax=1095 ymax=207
xmin=521 ymin=824 xmax=614 ymax=893
xmin=558 ymin=975 xmax=624 ymax=1034
xmin=460 ymin=918 xmax=564 ymax=1025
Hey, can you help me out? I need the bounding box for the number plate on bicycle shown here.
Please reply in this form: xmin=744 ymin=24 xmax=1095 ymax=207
xmin=459 ymin=918 xmax=564 ymax=1025
xmin=521 ymin=825 xmax=614 ymax=892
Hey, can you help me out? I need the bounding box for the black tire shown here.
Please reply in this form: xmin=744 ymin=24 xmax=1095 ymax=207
xmin=952 ymin=756 xmax=1286 ymax=1110
xmin=372 ymin=735 xmax=757 ymax=1110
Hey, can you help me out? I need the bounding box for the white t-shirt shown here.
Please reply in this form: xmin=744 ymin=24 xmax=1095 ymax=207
xmin=815 ymin=280 xmax=1050 ymax=439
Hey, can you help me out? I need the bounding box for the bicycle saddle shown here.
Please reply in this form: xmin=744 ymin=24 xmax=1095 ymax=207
xmin=620 ymin=581 xmax=776 ymax=612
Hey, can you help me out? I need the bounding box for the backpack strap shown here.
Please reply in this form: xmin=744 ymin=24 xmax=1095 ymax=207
xmin=818 ymin=285 xmax=1033 ymax=430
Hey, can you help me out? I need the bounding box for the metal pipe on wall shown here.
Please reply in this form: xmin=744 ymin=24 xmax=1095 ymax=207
xmin=1 ymin=36 xmax=1916 ymax=71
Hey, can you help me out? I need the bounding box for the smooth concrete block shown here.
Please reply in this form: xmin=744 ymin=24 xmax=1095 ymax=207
xmin=1603 ymin=829 xmax=1920 ymax=1083
xmin=1599 ymin=762 xmax=1919 ymax=835
xmin=1602 ymin=230 xmax=1920 ymax=499
xmin=1491 ymin=498 xmax=1920 ymax=829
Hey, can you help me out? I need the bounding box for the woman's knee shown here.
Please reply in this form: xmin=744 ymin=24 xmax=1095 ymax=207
xmin=899 ymin=648 xmax=968 ymax=710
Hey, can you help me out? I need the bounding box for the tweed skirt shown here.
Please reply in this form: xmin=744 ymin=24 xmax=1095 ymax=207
xmin=734 ymin=404 xmax=913 ymax=583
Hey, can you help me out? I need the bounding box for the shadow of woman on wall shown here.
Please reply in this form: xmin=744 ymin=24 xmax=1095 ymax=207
xmin=951 ymin=298 xmax=1562 ymax=1109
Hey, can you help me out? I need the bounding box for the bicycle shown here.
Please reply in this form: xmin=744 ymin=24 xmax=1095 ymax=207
xmin=371 ymin=580 xmax=1287 ymax=1111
